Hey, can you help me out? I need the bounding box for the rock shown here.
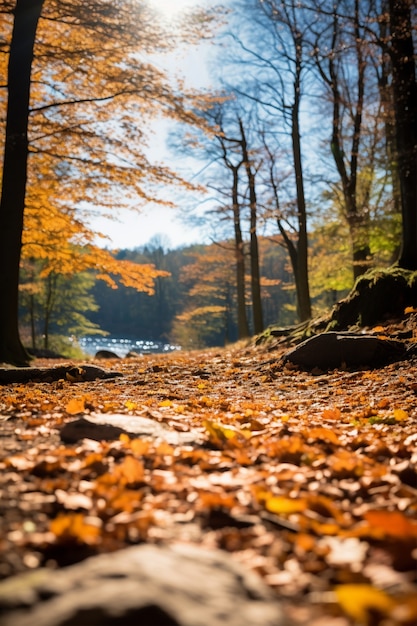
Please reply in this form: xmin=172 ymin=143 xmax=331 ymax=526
xmin=329 ymin=268 xmax=417 ymax=329
xmin=283 ymin=332 xmax=407 ymax=370
xmin=0 ymin=544 xmax=287 ymax=626
xmin=60 ymin=413 xmax=201 ymax=446
xmin=0 ymin=365 xmax=123 ymax=385
xmin=94 ymin=350 xmax=120 ymax=359
xmin=125 ymin=351 xmax=142 ymax=358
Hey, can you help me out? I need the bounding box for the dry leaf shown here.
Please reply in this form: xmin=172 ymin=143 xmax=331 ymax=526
xmin=335 ymin=584 xmax=396 ymax=624
xmin=65 ymin=397 xmax=86 ymax=415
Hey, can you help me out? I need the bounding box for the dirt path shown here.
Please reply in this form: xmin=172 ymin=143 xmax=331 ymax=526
xmin=0 ymin=341 xmax=416 ymax=625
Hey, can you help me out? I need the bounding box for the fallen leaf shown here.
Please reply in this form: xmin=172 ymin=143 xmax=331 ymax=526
xmin=264 ymin=494 xmax=307 ymax=515
xmin=335 ymin=584 xmax=396 ymax=624
xmin=203 ymin=419 xmax=250 ymax=448
xmin=393 ymin=408 xmax=408 ymax=421
xmin=113 ymin=455 xmax=145 ymax=485
xmin=50 ymin=513 xmax=102 ymax=544
xmin=363 ymin=510 xmax=417 ymax=539
xmin=65 ymin=397 xmax=86 ymax=415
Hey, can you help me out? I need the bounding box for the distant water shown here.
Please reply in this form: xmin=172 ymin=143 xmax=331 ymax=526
xmin=78 ymin=336 xmax=181 ymax=358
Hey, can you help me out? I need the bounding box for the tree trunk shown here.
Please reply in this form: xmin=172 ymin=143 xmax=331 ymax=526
xmin=317 ymin=2 xmax=372 ymax=281
xmin=231 ymin=167 xmax=250 ymax=339
xmin=389 ymin=0 xmax=417 ymax=270
xmin=239 ymin=120 xmax=264 ymax=334
xmin=378 ymin=2 xmax=402 ymax=254
xmin=0 ymin=0 xmax=44 ymax=365
xmin=291 ymin=32 xmax=311 ymax=321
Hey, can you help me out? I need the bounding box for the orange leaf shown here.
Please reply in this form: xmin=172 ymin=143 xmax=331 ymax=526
xmin=65 ymin=397 xmax=86 ymax=415
xmin=306 ymin=427 xmax=341 ymax=445
xmin=50 ymin=513 xmax=101 ymax=544
xmin=114 ymin=456 xmax=145 ymax=485
xmin=322 ymin=408 xmax=341 ymax=420
xmin=363 ymin=510 xmax=417 ymax=539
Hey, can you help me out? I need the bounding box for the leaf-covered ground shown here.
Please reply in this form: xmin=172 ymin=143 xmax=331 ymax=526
xmin=1 ymin=331 xmax=416 ymax=626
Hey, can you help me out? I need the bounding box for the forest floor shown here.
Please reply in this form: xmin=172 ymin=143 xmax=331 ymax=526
xmin=0 ymin=320 xmax=417 ymax=626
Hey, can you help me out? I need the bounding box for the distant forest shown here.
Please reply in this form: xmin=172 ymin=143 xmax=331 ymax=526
xmin=89 ymin=238 xmax=302 ymax=349
xmin=90 ymin=239 xmax=295 ymax=348
xmin=20 ymin=234 xmax=349 ymax=353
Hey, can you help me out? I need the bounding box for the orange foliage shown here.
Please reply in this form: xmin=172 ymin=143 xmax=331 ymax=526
xmin=0 ymin=0 xmax=210 ymax=292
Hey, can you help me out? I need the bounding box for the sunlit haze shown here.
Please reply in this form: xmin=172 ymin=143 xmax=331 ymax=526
xmin=94 ymin=0 xmax=213 ymax=251
xmin=98 ymin=206 xmax=203 ymax=251
xmin=148 ymin=0 xmax=200 ymax=19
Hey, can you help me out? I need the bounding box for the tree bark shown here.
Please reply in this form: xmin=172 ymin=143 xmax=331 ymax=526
xmin=0 ymin=0 xmax=44 ymax=365
xmin=239 ymin=119 xmax=264 ymax=334
xmin=231 ymin=166 xmax=250 ymax=339
xmin=315 ymin=1 xmax=372 ymax=280
xmin=389 ymin=0 xmax=417 ymax=270
xmin=291 ymin=30 xmax=311 ymax=321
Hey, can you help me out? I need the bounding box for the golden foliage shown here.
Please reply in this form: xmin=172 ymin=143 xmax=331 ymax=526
xmin=0 ymin=0 xmax=211 ymax=292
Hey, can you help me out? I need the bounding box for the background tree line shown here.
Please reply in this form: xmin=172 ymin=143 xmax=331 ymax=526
xmin=18 ymin=236 xmax=302 ymax=351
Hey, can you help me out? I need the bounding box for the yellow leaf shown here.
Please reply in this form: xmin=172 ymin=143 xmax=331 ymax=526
xmin=265 ymin=495 xmax=307 ymax=515
xmin=129 ymin=439 xmax=150 ymax=455
xmin=159 ymin=399 xmax=173 ymax=407
xmin=203 ymin=420 xmax=250 ymax=448
xmin=335 ymin=584 xmax=396 ymax=624
xmin=125 ymin=400 xmax=137 ymax=411
xmin=393 ymin=408 xmax=408 ymax=421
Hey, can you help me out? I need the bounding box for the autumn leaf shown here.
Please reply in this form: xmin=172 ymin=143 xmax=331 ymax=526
xmin=50 ymin=513 xmax=102 ymax=545
xmin=263 ymin=494 xmax=307 ymax=515
xmin=393 ymin=408 xmax=408 ymax=421
xmin=322 ymin=407 xmax=341 ymax=420
xmin=305 ymin=427 xmax=341 ymax=445
xmin=203 ymin=419 xmax=251 ymax=448
xmin=363 ymin=510 xmax=417 ymax=539
xmin=335 ymin=584 xmax=396 ymax=624
xmin=113 ymin=456 xmax=145 ymax=485
xmin=65 ymin=397 xmax=86 ymax=415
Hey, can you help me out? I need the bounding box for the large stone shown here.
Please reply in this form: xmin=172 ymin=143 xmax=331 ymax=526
xmin=283 ymin=332 xmax=407 ymax=370
xmin=60 ymin=413 xmax=202 ymax=446
xmin=0 ymin=544 xmax=288 ymax=626
xmin=0 ymin=365 xmax=123 ymax=384
xmin=94 ymin=350 xmax=120 ymax=359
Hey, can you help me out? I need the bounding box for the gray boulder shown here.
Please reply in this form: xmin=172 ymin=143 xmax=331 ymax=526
xmin=60 ymin=413 xmax=201 ymax=446
xmin=0 ymin=544 xmax=288 ymax=626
